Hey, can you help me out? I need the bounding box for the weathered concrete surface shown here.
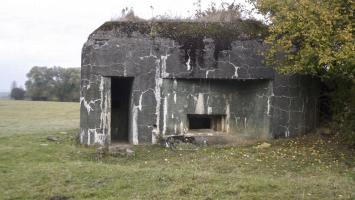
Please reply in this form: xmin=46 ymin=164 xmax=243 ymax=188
xmin=80 ymin=21 xmax=320 ymax=146
xmin=270 ymin=74 xmax=320 ymax=138
xmin=161 ymin=79 xmax=271 ymax=139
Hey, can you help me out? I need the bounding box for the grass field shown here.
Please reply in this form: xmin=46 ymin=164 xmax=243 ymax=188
xmin=0 ymin=100 xmax=354 ymax=199
xmin=0 ymin=100 xmax=79 ymax=137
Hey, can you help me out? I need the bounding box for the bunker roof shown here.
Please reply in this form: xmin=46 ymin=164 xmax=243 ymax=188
xmin=90 ymin=20 xmax=268 ymax=41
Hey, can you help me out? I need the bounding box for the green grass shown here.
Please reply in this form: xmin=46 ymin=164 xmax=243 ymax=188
xmin=0 ymin=100 xmax=354 ymax=199
xmin=0 ymin=100 xmax=79 ymax=137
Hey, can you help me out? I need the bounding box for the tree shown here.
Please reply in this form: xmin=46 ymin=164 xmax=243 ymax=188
xmin=52 ymin=67 xmax=80 ymax=102
xmin=250 ymin=0 xmax=354 ymax=79
xmin=25 ymin=66 xmax=56 ymax=101
xmin=250 ymin=0 xmax=355 ymax=144
xmin=10 ymin=87 xmax=25 ymax=100
xmin=25 ymin=66 xmax=80 ymax=102
xmin=11 ymin=81 xmax=17 ymax=90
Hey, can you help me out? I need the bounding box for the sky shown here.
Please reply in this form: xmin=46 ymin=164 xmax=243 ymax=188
xmin=0 ymin=0 xmax=259 ymax=92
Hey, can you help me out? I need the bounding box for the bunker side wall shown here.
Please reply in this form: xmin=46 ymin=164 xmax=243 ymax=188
xmin=270 ymin=75 xmax=320 ymax=138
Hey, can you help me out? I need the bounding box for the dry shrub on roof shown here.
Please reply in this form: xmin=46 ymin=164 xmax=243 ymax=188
xmin=194 ymin=1 xmax=243 ymax=23
xmin=113 ymin=7 xmax=144 ymax=22
xmin=112 ymin=1 xmax=254 ymax=23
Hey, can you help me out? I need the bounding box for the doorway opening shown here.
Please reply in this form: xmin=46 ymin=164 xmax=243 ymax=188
xmin=188 ymin=114 xmax=225 ymax=131
xmin=111 ymin=77 xmax=133 ymax=143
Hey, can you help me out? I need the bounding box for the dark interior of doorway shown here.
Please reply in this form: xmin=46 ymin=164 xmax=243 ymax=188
xmin=188 ymin=114 xmax=225 ymax=131
xmin=111 ymin=77 xmax=133 ymax=143
xmin=188 ymin=114 xmax=211 ymax=129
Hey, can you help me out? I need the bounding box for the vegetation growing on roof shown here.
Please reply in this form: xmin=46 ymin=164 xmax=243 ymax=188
xmin=106 ymin=1 xmax=267 ymax=40
xmin=99 ymin=20 xmax=267 ymax=40
xmin=112 ymin=7 xmax=144 ymax=22
xmin=194 ymin=0 xmax=242 ymax=22
xmin=95 ymin=20 xmax=267 ymax=69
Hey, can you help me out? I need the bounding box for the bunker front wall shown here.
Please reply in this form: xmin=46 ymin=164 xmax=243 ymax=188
xmin=80 ymin=33 xmax=164 ymax=145
xmin=80 ymin=21 xmax=319 ymax=145
xmin=161 ymin=79 xmax=271 ymax=139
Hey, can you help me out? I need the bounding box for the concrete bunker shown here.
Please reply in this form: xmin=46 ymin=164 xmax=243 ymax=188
xmin=80 ymin=20 xmax=320 ymax=146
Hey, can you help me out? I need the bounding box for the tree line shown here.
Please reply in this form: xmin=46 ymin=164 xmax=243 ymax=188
xmin=10 ymin=66 xmax=80 ymax=102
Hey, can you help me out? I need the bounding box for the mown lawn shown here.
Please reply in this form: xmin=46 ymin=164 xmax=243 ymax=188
xmin=0 ymin=100 xmax=354 ymax=200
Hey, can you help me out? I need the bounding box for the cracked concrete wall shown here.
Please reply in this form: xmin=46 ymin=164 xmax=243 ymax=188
xmin=80 ymin=75 xmax=111 ymax=145
xmin=80 ymin=21 xmax=319 ymax=146
xmin=81 ymin=31 xmax=173 ymax=145
xmin=270 ymin=75 xmax=320 ymax=138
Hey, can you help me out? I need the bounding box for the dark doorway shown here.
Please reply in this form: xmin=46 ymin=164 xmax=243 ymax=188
xmin=111 ymin=77 xmax=133 ymax=143
xmin=188 ymin=114 xmax=225 ymax=131
xmin=188 ymin=114 xmax=211 ymax=129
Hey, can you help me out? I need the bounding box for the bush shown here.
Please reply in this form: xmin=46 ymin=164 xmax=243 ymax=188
xmin=329 ymin=78 xmax=355 ymax=146
xmin=10 ymin=87 xmax=25 ymax=100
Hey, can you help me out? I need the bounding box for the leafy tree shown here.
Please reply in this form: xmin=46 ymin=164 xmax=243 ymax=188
xmin=25 ymin=66 xmax=55 ymax=101
xmin=250 ymin=0 xmax=354 ymax=144
xmin=25 ymin=66 xmax=80 ymax=102
xmin=10 ymin=87 xmax=25 ymax=100
xmin=250 ymin=0 xmax=354 ymax=79
xmin=53 ymin=67 xmax=80 ymax=102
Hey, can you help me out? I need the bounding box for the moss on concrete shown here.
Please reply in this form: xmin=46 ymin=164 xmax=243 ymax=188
xmin=96 ymin=20 xmax=268 ymax=40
